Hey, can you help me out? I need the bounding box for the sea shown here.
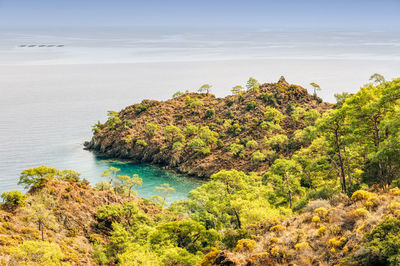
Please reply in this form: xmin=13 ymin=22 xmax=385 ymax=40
xmin=0 ymin=27 xmax=399 ymax=202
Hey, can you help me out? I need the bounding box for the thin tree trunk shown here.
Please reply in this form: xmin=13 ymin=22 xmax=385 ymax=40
xmin=335 ymin=128 xmax=347 ymax=193
xmin=233 ymin=209 xmax=241 ymax=229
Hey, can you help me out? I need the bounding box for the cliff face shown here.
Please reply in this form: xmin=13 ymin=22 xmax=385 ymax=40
xmin=85 ymin=77 xmax=332 ymax=178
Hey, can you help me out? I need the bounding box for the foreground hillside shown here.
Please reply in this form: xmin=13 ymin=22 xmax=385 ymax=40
xmin=85 ymin=77 xmax=332 ymax=178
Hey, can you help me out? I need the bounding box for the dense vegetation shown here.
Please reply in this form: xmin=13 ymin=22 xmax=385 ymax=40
xmin=1 ymin=76 xmax=400 ymax=265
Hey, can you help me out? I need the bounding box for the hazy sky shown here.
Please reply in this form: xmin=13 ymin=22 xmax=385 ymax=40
xmin=0 ymin=0 xmax=399 ymax=29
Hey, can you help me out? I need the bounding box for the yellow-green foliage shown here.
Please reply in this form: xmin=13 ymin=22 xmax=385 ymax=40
xmin=388 ymin=201 xmax=400 ymax=212
xmin=136 ymin=139 xmax=148 ymax=147
xmin=351 ymin=190 xmax=376 ymax=201
xmin=318 ymin=226 xmax=327 ymax=237
xmin=314 ymin=207 xmax=329 ymax=218
xmin=356 ymin=223 xmax=365 ymax=233
xmin=270 ymin=247 xmax=280 ymax=257
xmin=90 ymin=234 xmax=102 ymax=244
xmin=312 ymin=215 xmax=321 ymax=223
xmin=270 ymin=224 xmax=285 ymax=233
xmin=234 ymin=239 xmax=257 ymax=252
xmin=199 ymin=247 xmax=221 ymax=266
xmin=122 ymin=136 xmax=132 ymax=144
xmin=8 ymin=240 xmax=64 ymax=264
xmin=329 ymin=237 xmax=347 ymax=247
xmin=2 ymin=222 xmax=14 ymax=231
xmin=353 ymin=208 xmax=369 ymax=218
xmin=270 ymin=237 xmax=278 ymax=243
xmin=390 ymin=187 xmax=400 ymax=196
xmin=20 ymin=227 xmax=40 ymax=240
xmin=295 ymin=242 xmax=309 ymax=250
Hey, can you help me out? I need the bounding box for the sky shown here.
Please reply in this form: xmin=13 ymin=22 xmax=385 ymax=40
xmin=0 ymin=0 xmax=399 ymax=29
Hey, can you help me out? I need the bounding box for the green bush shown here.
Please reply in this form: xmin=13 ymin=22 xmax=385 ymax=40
xmin=251 ymin=151 xmax=267 ymax=165
xmin=260 ymin=92 xmax=277 ymax=105
xmin=184 ymin=123 xmax=198 ymax=136
xmin=226 ymin=99 xmax=234 ymax=107
xmin=188 ymin=138 xmax=210 ymax=155
xmin=135 ymin=103 xmax=150 ymax=114
xmin=145 ymin=123 xmax=160 ymax=138
xmin=1 ymin=190 xmax=27 ymax=210
xmin=229 ymin=143 xmax=245 ymax=157
xmin=246 ymin=140 xmax=258 ymax=150
xmin=246 ymin=101 xmax=257 ymax=111
xmin=205 ymin=109 xmax=215 ymax=118
xmin=342 ymin=217 xmax=400 ymax=265
xmin=136 ymin=139 xmax=148 ymax=147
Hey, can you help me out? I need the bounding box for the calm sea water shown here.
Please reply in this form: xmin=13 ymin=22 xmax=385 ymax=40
xmin=0 ymin=27 xmax=399 ymax=200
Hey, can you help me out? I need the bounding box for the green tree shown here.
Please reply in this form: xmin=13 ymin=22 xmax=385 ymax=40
xmin=150 ymin=219 xmax=218 ymax=253
xmin=246 ymin=77 xmax=260 ymax=92
xmin=117 ymin=174 xmax=143 ymax=197
xmin=156 ymin=183 xmax=175 ymax=205
xmin=369 ymin=73 xmax=385 ymax=85
xmin=24 ymin=193 xmax=57 ymax=241
xmin=198 ymin=84 xmax=212 ymax=94
xmin=145 ymin=123 xmax=160 ymax=138
xmin=18 ymin=166 xmax=62 ymax=190
xmin=231 ymin=85 xmax=244 ymax=95
xmin=264 ymin=159 xmax=303 ymax=209
xmin=310 ymin=82 xmax=321 ymax=98
xmin=165 ymin=125 xmax=185 ymax=143
xmin=1 ymin=190 xmax=27 ymax=210
xmin=101 ymin=167 xmax=120 ymax=186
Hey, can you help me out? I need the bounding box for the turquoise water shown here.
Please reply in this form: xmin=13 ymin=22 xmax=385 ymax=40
xmin=0 ymin=99 xmax=202 ymax=202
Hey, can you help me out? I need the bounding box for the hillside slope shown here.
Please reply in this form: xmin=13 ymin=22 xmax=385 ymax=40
xmin=85 ymin=77 xmax=332 ymax=178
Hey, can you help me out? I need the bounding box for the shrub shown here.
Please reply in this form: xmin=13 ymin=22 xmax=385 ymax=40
xmin=89 ymin=234 xmax=102 ymax=244
xmin=229 ymin=143 xmax=244 ymax=157
xmin=7 ymin=240 xmax=64 ymax=264
xmin=295 ymin=242 xmax=309 ymax=250
xmin=260 ymin=92 xmax=277 ymax=105
xmin=314 ymin=207 xmax=329 ymax=218
xmin=246 ymin=140 xmax=258 ymax=150
xmin=106 ymin=111 xmax=122 ymax=129
xmin=329 ymin=237 xmax=347 ymax=247
xmin=183 ymin=123 xmax=198 ymax=136
xmin=270 ymin=224 xmax=285 ymax=233
xmin=246 ymin=101 xmax=257 ymax=111
xmin=228 ymin=122 xmax=242 ymax=135
xmin=318 ymin=226 xmax=327 ymax=237
xmin=353 ymin=208 xmax=369 ymax=218
xmin=145 ymin=123 xmax=160 ymax=138
xmin=226 ymin=99 xmax=234 ymax=107
xmin=136 ymin=139 xmax=148 ymax=147
xmin=270 ymin=237 xmax=278 ymax=243
xmin=188 ymin=138 xmax=210 ymax=155
xmin=312 ymin=215 xmax=321 ymax=224
xmin=351 ymin=190 xmax=375 ymax=201
xmin=199 ymin=247 xmax=221 ymax=266
xmin=1 ymin=190 xmax=27 ymax=210
xmin=172 ymin=141 xmax=184 ymax=151
xmin=265 ymin=134 xmax=289 ymax=151
xmin=292 ymin=198 xmax=308 ymax=212
xmin=124 ymin=120 xmax=133 ymax=129
xmin=234 ymin=239 xmax=257 ymax=252
xmin=135 ymin=103 xmax=150 ymax=114
xmin=205 ymin=109 xmax=215 ymax=118
xmin=251 ymin=151 xmax=267 ymax=165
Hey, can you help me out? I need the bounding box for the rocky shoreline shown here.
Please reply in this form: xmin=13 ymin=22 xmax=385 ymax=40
xmin=84 ymin=77 xmax=333 ymax=179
